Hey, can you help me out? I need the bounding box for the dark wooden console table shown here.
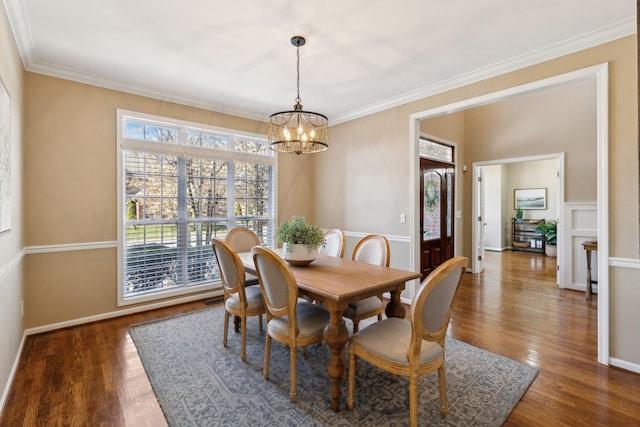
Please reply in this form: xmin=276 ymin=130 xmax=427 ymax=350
xmin=582 ymin=240 xmax=598 ymax=301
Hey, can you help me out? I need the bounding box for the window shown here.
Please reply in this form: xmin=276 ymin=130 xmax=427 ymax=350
xmin=117 ymin=110 xmax=276 ymax=305
xmin=419 ymin=137 xmax=453 ymax=162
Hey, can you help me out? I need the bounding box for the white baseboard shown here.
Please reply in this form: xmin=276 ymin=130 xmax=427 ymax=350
xmin=2 ymin=290 xmax=223 ymax=414
xmin=25 ymin=290 xmax=223 ymax=336
xmin=610 ymin=357 xmax=640 ymax=374
xmin=0 ymin=333 xmax=27 ymax=417
xmin=563 ymin=283 xmax=598 ymax=295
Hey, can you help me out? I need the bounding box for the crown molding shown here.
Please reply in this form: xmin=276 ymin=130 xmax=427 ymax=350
xmin=331 ymin=17 xmax=636 ymax=125
xmin=23 ymin=59 xmax=270 ymax=122
xmin=4 ymin=0 xmax=635 ymax=125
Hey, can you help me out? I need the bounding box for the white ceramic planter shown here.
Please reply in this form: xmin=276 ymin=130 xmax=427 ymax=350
xmin=545 ymin=245 xmax=557 ymax=258
xmin=282 ymin=243 xmax=316 ymax=266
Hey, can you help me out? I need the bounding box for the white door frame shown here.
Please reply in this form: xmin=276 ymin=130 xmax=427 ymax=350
xmin=408 ymin=63 xmax=609 ymax=364
xmin=475 ymin=166 xmax=485 ymax=273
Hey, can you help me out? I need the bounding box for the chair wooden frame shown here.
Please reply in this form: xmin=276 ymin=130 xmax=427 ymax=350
xmin=211 ymin=238 xmax=265 ymax=362
xmin=343 ymin=234 xmax=390 ymax=333
xmin=318 ymin=228 xmax=346 ymax=258
xmin=251 ymin=246 xmax=329 ymax=403
xmin=347 ymin=256 xmax=468 ymax=426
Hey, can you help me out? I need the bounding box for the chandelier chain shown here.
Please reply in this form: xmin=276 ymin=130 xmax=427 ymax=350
xmin=295 ymin=44 xmax=301 ymax=105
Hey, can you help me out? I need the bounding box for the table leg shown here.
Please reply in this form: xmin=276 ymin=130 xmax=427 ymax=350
xmin=585 ymin=249 xmax=592 ymax=301
xmin=323 ymin=308 xmax=349 ymax=412
xmin=385 ymin=289 xmax=406 ymax=319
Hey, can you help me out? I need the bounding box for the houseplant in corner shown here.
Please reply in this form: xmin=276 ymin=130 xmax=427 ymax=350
xmin=536 ymin=220 xmax=557 ymax=257
xmin=276 ymin=216 xmax=325 ymax=265
xmin=516 ymin=208 xmax=524 ymax=223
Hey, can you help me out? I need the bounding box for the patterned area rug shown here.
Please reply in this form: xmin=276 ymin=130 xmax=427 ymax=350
xmin=130 ymin=307 xmax=538 ymax=426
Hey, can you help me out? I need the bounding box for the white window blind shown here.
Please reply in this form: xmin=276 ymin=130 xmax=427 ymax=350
xmin=117 ymin=110 xmax=276 ymax=305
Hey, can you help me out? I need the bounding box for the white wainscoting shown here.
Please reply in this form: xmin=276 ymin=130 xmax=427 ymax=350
xmin=561 ymin=202 xmax=597 ymax=293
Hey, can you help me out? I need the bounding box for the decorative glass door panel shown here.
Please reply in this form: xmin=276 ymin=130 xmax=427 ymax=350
xmin=423 ymin=170 xmax=442 ymax=241
xmin=420 ymin=157 xmax=455 ymax=279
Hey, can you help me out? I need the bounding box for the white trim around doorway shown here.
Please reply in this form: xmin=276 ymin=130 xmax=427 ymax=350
xmin=408 ymin=62 xmax=609 ymax=365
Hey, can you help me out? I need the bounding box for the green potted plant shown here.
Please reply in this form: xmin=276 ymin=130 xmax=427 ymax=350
xmin=516 ymin=208 xmax=524 ymax=223
xmin=276 ymin=216 xmax=325 ymax=265
xmin=536 ymin=220 xmax=557 ymax=257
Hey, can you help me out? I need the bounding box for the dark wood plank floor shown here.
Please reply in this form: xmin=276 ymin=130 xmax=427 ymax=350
xmin=1 ymin=250 xmax=639 ymax=426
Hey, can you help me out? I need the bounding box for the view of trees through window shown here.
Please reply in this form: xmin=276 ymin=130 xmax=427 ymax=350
xmin=118 ymin=111 xmax=275 ymax=302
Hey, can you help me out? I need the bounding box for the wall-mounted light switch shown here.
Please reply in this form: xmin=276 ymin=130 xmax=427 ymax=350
xmin=400 ymin=213 xmax=406 ymax=224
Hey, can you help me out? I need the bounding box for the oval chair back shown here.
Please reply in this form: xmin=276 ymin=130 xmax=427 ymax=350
xmin=352 ymin=234 xmax=390 ymax=267
xmin=318 ymin=228 xmax=345 ymax=258
xmin=225 ymin=226 xmax=261 ymax=285
xmin=344 ymin=234 xmax=391 ymax=333
xmin=225 ymin=227 xmax=261 ymax=253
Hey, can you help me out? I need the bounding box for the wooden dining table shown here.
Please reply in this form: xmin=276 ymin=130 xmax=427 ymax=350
xmin=238 ymin=249 xmax=421 ymax=412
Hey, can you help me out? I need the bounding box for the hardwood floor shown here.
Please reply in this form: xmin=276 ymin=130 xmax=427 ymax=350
xmin=2 ymin=250 xmax=639 ymax=426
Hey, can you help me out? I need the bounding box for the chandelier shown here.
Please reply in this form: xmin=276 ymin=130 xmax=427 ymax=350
xmin=268 ymin=36 xmax=329 ymax=155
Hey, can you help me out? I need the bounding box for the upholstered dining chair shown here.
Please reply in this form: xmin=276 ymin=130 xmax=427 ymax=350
xmin=251 ymin=246 xmax=330 ymax=403
xmin=225 ymin=227 xmax=261 ymax=286
xmin=343 ymin=234 xmax=390 ymax=333
xmin=211 ymin=238 xmax=265 ymax=362
xmin=318 ymin=228 xmax=345 ymax=258
xmin=347 ymin=256 xmax=468 ymax=427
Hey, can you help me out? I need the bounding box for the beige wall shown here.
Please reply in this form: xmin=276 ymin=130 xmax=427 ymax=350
xmin=505 ymin=160 xmax=559 ymax=222
xmin=22 ymin=73 xmax=313 ymax=328
xmin=464 ymin=77 xmax=597 ymax=202
xmin=24 ymin=74 xmax=269 ymax=246
xmin=0 ymin=5 xmax=25 ymax=410
xmin=314 ymin=36 xmax=640 ymax=365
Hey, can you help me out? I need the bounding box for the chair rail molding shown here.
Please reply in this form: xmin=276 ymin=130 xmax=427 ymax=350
xmin=26 ymin=240 xmax=117 ymax=254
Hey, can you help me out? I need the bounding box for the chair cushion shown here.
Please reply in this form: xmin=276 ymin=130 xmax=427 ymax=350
xmin=349 ymin=317 xmax=443 ymax=365
xmin=225 ymin=286 xmax=264 ymax=311
xmin=269 ymin=301 xmax=329 ymax=339
xmin=344 ymin=296 xmax=382 ymax=316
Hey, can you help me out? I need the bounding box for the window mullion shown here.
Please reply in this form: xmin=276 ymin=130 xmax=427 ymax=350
xmin=227 ymin=160 xmax=236 ymax=229
xmin=177 ymin=156 xmax=188 ymax=285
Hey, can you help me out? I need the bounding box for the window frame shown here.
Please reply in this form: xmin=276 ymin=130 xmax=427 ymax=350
xmin=116 ymin=109 xmax=277 ymax=306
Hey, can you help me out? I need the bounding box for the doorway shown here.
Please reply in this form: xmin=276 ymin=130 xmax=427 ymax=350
xmin=420 ymin=158 xmax=455 ymax=278
xmin=474 ymin=155 xmax=563 ymax=285
xmin=408 ymin=63 xmax=609 ymax=364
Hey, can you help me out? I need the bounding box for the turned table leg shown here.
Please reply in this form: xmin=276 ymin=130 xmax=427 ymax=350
xmin=323 ymin=308 xmax=349 ymax=412
xmin=385 ymin=289 xmax=407 ymax=319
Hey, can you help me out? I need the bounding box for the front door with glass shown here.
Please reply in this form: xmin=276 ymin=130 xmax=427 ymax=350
xmin=420 ymin=158 xmax=454 ymax=279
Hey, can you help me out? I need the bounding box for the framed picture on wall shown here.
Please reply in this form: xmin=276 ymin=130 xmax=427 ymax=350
xmin=514 ymin=188 xmax=546 ymax=210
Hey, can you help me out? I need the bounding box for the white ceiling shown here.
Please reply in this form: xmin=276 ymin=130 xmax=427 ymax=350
xmin=3 ymin=0 xmax=636 ymax=124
